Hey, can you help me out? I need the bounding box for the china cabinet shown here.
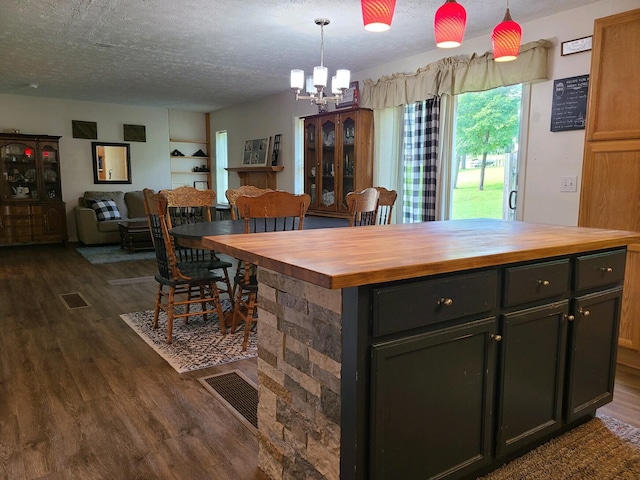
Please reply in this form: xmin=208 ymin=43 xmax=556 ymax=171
xmin=0 ymin=133 xmax=67 ymax=244
xmin=303 ymin=108 xmax=373 ymax=217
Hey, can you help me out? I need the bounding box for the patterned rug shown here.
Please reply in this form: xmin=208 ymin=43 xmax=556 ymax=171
xmin=119 ymin=300 xmax=257 ymax=373
xmin=479 ymin=415 xmax=640 ymax=479
xmin=77 ymin=245 xmax=156 ymax=264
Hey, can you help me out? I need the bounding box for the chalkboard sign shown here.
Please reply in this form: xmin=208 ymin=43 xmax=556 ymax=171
xmin=550 ymin=74 xmax=589 ymax=132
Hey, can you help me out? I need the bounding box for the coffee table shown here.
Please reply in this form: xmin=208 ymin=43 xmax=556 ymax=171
xmin=118 ymin=220 xmax=154 ymax=253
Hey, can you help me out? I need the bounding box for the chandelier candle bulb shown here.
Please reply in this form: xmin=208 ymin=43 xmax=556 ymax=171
xmin=313 ymin=66 xmax=328 ymax=88
xmin=290 ymin=69 xmax=304 ymax=90
xmin=305 ymin=76 xmax=315 ymax=95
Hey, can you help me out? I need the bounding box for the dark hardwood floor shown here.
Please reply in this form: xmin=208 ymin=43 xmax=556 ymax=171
xmin=1 ymin=243 xmax=639 ymax=479
xmin=0 ymin=243 xmax=267 ymax=480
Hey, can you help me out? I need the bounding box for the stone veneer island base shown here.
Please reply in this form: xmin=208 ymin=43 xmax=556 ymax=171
xmin=203 ymin=219 xmax=640 ymax=480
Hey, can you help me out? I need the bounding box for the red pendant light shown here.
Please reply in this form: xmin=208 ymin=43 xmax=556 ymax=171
xmin=361 ymin=0 xmax=397 ymax=32
xmin=434 ymin=0 xmax=466 ymax=48
xmin=492 ymin=6 xmax=522 ymax=62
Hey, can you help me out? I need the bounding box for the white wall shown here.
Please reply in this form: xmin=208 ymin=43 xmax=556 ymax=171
xmin=0 ymin=94 xmax=172 ymax=241
xmin=209 ymin=0 xmax=639 ymax=227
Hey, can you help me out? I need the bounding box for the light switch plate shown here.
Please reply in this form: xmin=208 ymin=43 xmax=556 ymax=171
xmin=560 ymin=176 xmax=578 ymax=192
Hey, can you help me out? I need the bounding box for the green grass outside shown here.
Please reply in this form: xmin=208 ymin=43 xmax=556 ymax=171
xmin=452 ymin=167 xmax=504 ymax=219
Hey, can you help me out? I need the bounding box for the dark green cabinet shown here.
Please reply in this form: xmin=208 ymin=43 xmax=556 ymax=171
xmin=565 ymin=287 xmax=622 ymax=422
xmin=348 ymin=248 xmax=627 ymax=480
xmin=370 ymin=318 xmax=497 ymax=480
xmin=496 ymin=301 xmax=569 ymax=457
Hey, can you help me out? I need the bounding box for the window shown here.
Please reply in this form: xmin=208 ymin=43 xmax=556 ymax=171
xmin=450 ymin=84 xmax=523 ymax=220
xmin=215 ymin=130 xmax=228 ymax=200
xmin=400 ymin=84 xmax=527 ymax=222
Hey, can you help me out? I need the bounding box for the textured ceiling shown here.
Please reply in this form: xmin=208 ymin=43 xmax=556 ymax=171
xmin=0 ymin=0 xmax=598 ymax=112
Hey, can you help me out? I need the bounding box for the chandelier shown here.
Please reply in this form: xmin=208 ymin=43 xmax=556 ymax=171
xmin=290 ymin=18 xmax=351 ymax=106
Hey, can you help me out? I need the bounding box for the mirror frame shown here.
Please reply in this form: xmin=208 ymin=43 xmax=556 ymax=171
xmin=92 ymin=141 xmax=132 ymax=184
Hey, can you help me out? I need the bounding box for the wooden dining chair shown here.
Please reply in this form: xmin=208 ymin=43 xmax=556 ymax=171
xmin=225 ymin=185 xmax=274 ymax=220
xmin=160 ymin=186 xmax=234 ymax=306
xmin=232 ymin=191 xmax=311 ymax=350
xmin=346 ymin=187 xmax=380 ymax=227
xmin=374 ymin=186 xmax=398 ymax=225
xmin=146 ymin=192 xmax=227 ymax=343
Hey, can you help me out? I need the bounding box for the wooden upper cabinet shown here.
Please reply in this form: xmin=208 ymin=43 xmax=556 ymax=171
xmin=586 ymin=8 xmax=640 ymax=142
xmin=578 ymin=139 xmax=640 ymax=230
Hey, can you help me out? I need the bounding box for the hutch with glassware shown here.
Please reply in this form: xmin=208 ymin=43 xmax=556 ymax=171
xmin=303 ymin=107 xmax=373 ymax=217
xmin=0 ymin=133 xmax=67 ymax=245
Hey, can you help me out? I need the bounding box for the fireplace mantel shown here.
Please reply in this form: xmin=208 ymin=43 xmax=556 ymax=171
xmin=226 ymin=166 xmax=284 ymax=190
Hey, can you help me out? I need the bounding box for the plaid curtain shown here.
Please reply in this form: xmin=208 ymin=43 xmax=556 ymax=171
xmin=403 ymin=97 xmax=440 ymax=222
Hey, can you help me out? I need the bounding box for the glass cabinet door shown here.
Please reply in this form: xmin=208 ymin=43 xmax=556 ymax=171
xmin=1 ymin=141 xmax=38 ymax=202
xmin=320 ymin=118 xmax=336 ymax=209
xmin=40 ymin=142 xmax=61 ymax=200
xmin=305 ymin=121 xmax=318 ymax=207
xmin=341 ymin=115 xmax=356 ymax=211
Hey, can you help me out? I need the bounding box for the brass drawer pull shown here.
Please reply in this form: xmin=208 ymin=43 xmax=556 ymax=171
xmin=600 ymin=267 xmax=613 ymax=273
xmin=537 ymin=279 xmax=550 ymax=286
xmin=437 ymin=297 xmax=453 ymax=306
xmin=491 ymin=334 xmax=502 ymax=342
xmin=578 ymin=307 xmax=591 ymax=316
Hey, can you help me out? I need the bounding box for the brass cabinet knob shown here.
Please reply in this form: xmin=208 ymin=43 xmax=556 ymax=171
xmin=490 ymin=334 xmax=502 ymax=342
xmin=537 ymin=279 xmax=550 ymax=286
xmin=578 ymin=307 xmax=591 ymax=316
xmin=437 ymin=297 xmax=453 ymax=306
xmin=600 ymin=267 xmax=613 ymax=273
xmin=564 ymin=314 xmax=575 ymax=322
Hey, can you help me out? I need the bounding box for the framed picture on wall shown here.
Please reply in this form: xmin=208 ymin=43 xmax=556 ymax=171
xmin=194 ymin=181 xmax=209 ymax=190
xmin=242 ymin=137 xmax=271 ymax=166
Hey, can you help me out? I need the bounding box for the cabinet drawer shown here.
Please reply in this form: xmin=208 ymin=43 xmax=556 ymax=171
xmin=373 ymin=270 xmax=497 ymax=336
xmin=1 ymin=204 xmax=40 ymax=215
xmin=5 ymin=217 xmax=32 ymax=227
xmin=503 ymin=259 xmax=570 ymax=307
xmin=575 ymin=249 xmax=626 ymax=291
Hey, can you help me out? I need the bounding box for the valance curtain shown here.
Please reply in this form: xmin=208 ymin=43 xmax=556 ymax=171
xmin=361 ymin=40 xmax=551 ymax=109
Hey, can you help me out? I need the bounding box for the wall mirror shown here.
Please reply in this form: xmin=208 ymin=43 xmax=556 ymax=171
xmin=92 ymin=142 xmax=131 ymax=184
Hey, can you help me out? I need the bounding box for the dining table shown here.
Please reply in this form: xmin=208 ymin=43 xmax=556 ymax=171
xmin=169 ymin=215 xmax=350 ymax=249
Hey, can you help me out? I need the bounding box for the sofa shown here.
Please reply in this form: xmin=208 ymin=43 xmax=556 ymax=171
xmin=74 ymin=190 xmax=148 ymax=245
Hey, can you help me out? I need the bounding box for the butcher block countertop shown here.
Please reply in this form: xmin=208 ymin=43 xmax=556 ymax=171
xmin=202 ymin=219 xmax=640 ymax=289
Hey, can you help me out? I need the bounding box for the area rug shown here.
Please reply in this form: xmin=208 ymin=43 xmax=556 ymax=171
xmin=119 ymin=300 xmax=257 ymax=373
xmin=76 ymin=245 xmax=156 ymax=264
xmin=479 ymin=415 xmax=640 ymax=479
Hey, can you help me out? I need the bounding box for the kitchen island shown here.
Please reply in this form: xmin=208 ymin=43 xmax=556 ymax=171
xmin=203 ymin=219 xmax=640 ymax=480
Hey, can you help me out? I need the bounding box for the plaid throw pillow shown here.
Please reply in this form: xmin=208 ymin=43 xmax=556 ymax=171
xmin=87 ymin=199 xmax=121 ymax=221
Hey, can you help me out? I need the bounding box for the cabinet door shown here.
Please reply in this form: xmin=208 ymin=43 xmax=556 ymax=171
xmin=586 ymin=9 xmax=640 ymax=142
xmin=318 ymin=116 xmax=337 ymax=212
xmin=370 ymin=317 xmax=496 ymax=480
xmin=338 ymin=112 xmax=356 ymax=213
xmin=565 ymin=287 xmax=622 ymax=423
xmin=578 ymin=140 xmax=640 ymax=231
xmin=496 ymin=301 xmax=569 ymax=457
xmin=39 ymin=141 xmax=61 ymax=201
xmin=41 ymin=204 xmax=66 ymax=237
xmin=1 ymin=140 xmax=38 ymax=202
xmin=304 ymin=120 xmax=320 ymax=209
